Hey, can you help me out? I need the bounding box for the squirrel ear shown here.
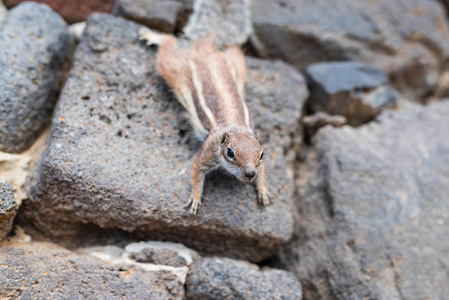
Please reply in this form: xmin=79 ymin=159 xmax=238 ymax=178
xmin=256 ymin=132 xmax=261 ymax=141
xmin=221 ymin=132 xmax=228 ymax=144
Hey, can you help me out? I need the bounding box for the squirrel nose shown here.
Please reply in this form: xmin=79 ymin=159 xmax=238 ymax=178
xmin=244 ymin=168 xmax=256 ymax=179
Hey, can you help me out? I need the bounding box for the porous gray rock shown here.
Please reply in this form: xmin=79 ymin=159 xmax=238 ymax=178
xmin=0 ymin=182 xmax=18 ymax=241
xmin=250 ymin=0 xmax=449 ymax=100
xmin=24 ymin=13 xmax=308 ymax=262
xmin=278 ymin=102 xmax=449 ymax=299
xmin=0 ymin=2 xmax=74 ymax=153
xmin=0 ymin=241 xmax=184 ymax=299
xmin=185 ymin=257 xmax=303 ymax=299
xmin=114 ymin=0 xmax=190 ymax=33
xmin=306 ymin=62 xmax=396 ymax=126
xmin=184 ymin=0 xmax=251 ymax=48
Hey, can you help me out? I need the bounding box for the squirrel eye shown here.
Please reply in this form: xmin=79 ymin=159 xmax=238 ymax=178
xmin=260 ymin=151 xmax=264 ymax=161
xmin=227 ymin=148 xmax=235 ymax=160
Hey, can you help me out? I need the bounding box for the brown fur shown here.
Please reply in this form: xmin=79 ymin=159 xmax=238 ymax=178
xmin=139 ymin=28 xmax=270 ymax=214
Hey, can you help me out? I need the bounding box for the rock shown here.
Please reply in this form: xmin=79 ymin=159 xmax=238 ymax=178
xmin=250 ymin=0 xmax=449 ymax=101
xmin=302 ymin=112 xmax=346 ymax=138
xmin=184 ymin=0 xmax=251 ymax=48
xmin=0 ymin=1 xmax=7 ymax=27
xmin=0 ymin=241 xmax=184 ymax=299
xmin=0 ymin=2 xmax=74 ymax=153
xmin=278 ymin=102 xmax=449 ymax=299
xmin=0 ymin=129 xmax=48 ymax=205
xmin=79 ymin=241 xmax=198 ymax=284
xmin=306 ymin=62 xmax=397 ymax=126
xmin=114 ymin=0 xmax=190 ymax=33
xmin=0 ymin=182 xmax=18 ymax=241
xmin=3 ymin=0 xmax=115 ymax=24
xmin=131 ymin=248 xmax=187 ymax=267
xmin=185 ymin=257 xmax=303 ymax=299
xmin=23 ymin=13 xmax=308 ymax=262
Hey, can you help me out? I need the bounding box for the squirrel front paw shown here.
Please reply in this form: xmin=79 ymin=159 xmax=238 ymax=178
xmin=187 ymin=197 xmax=201 ymax=215
xmin=257 ymin=188 xmax=271 ymax=206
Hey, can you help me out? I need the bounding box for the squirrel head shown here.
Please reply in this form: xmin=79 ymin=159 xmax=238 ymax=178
xmin=219 ymin=131 xmax=264 ymax=183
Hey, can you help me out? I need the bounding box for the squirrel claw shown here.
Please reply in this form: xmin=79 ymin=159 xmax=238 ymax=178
xmin=258 ymin=190 xmax=271 ymax=206
xmin=188 ymin=198 xmax=201 ymax=215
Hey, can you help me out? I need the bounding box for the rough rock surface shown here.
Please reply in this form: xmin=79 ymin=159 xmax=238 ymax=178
xmin=0 ymin=182 xmax=18 ymax=241
xmin=186 ymin=257 xmax=303 ymax=299
xmin=278 ymin=102 xmax=449 ymax=299
xmin=114 ymin=0 xmax=189 ymax=33
xmin=250 ymin=0 xmax=449 ymax=100
xmin=3 ymin=0 xmax=115 ymax=24
xmin=306 ymin=62 xmax=396 ymax=126
xmin=184 ymin=0 xmax=251 ymax=48
xmin=0 ymin=241 xmax=184 ymax=299
xmin=24 ymin=13 xmax=308 ymax=262
xmin=0 ymin=2 xmax=74 ymax=153
xmin=131 ymin=248 xmax=187 ymax=267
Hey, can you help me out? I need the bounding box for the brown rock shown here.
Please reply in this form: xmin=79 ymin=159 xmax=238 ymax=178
xmin=3 ymin=0 xmax=115 ymax=24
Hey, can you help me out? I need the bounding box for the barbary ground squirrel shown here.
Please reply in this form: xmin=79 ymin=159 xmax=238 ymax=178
xmin=139 ymin=28 xmax=270 ymax=214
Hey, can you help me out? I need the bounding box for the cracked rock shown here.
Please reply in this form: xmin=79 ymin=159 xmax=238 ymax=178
xmin=0 ymin=2 xmax=74 ymax=153
xmin=24 ymin=13 xmax=308 ymax=262
xmin=278 ymin=102 xmax=449 ymax=299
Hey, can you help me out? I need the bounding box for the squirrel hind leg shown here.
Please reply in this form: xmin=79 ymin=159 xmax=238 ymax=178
xmin=138 ymin=27 xmax=174 ymax=46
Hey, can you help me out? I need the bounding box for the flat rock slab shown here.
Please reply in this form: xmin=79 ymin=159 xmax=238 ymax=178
xmin=0 ymin=182 xmax=18 ymax=241
xmin=4 ymin=0 xmax=115 ymax=24
xmin=25 ymin=14 xmax=308 ymax=262
xmin=306 ymin=62 xmax=396 ymax=126
xmin=114 ymin=0 xmax=186 ymax=33
xmin=251 ymin=0 xmax=449 ymax=100
xmin=0 ymin=241 xmax=184 ymax=299
xmin=279 ymin=102 xmax=449 ymax=299
xmin=0 ymin=2 xmax=74 ymax=153
xmin=185 ymin=257 xmax=303 ymax=299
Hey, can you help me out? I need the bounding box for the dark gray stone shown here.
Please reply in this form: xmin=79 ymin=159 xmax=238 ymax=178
xmin=0 ymin=182 xmax=18 ymax=241
xmin=0 ymin=2 xmax=74 ymax=153
xmin=131 ymin=247 xmax=187 ymax=267
xmin=114 ymin=0 xmax=189 ymax=33
xmin=250 ymin=0 xmax=449 ymax=100
xmin=0 ymin=242 xmax=184 ymax=299
xmin=278 ymin=102 xmax=449 ymax=299
xmin=24 ymin=13 xmax=308 ymax=262
xmin=306 ymin=62 xmax=396 ymax=126
xmin=186 ymin=257 xmax=303 ymax=300
xmin=184 ymin=0 xmax=251 ymax=48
